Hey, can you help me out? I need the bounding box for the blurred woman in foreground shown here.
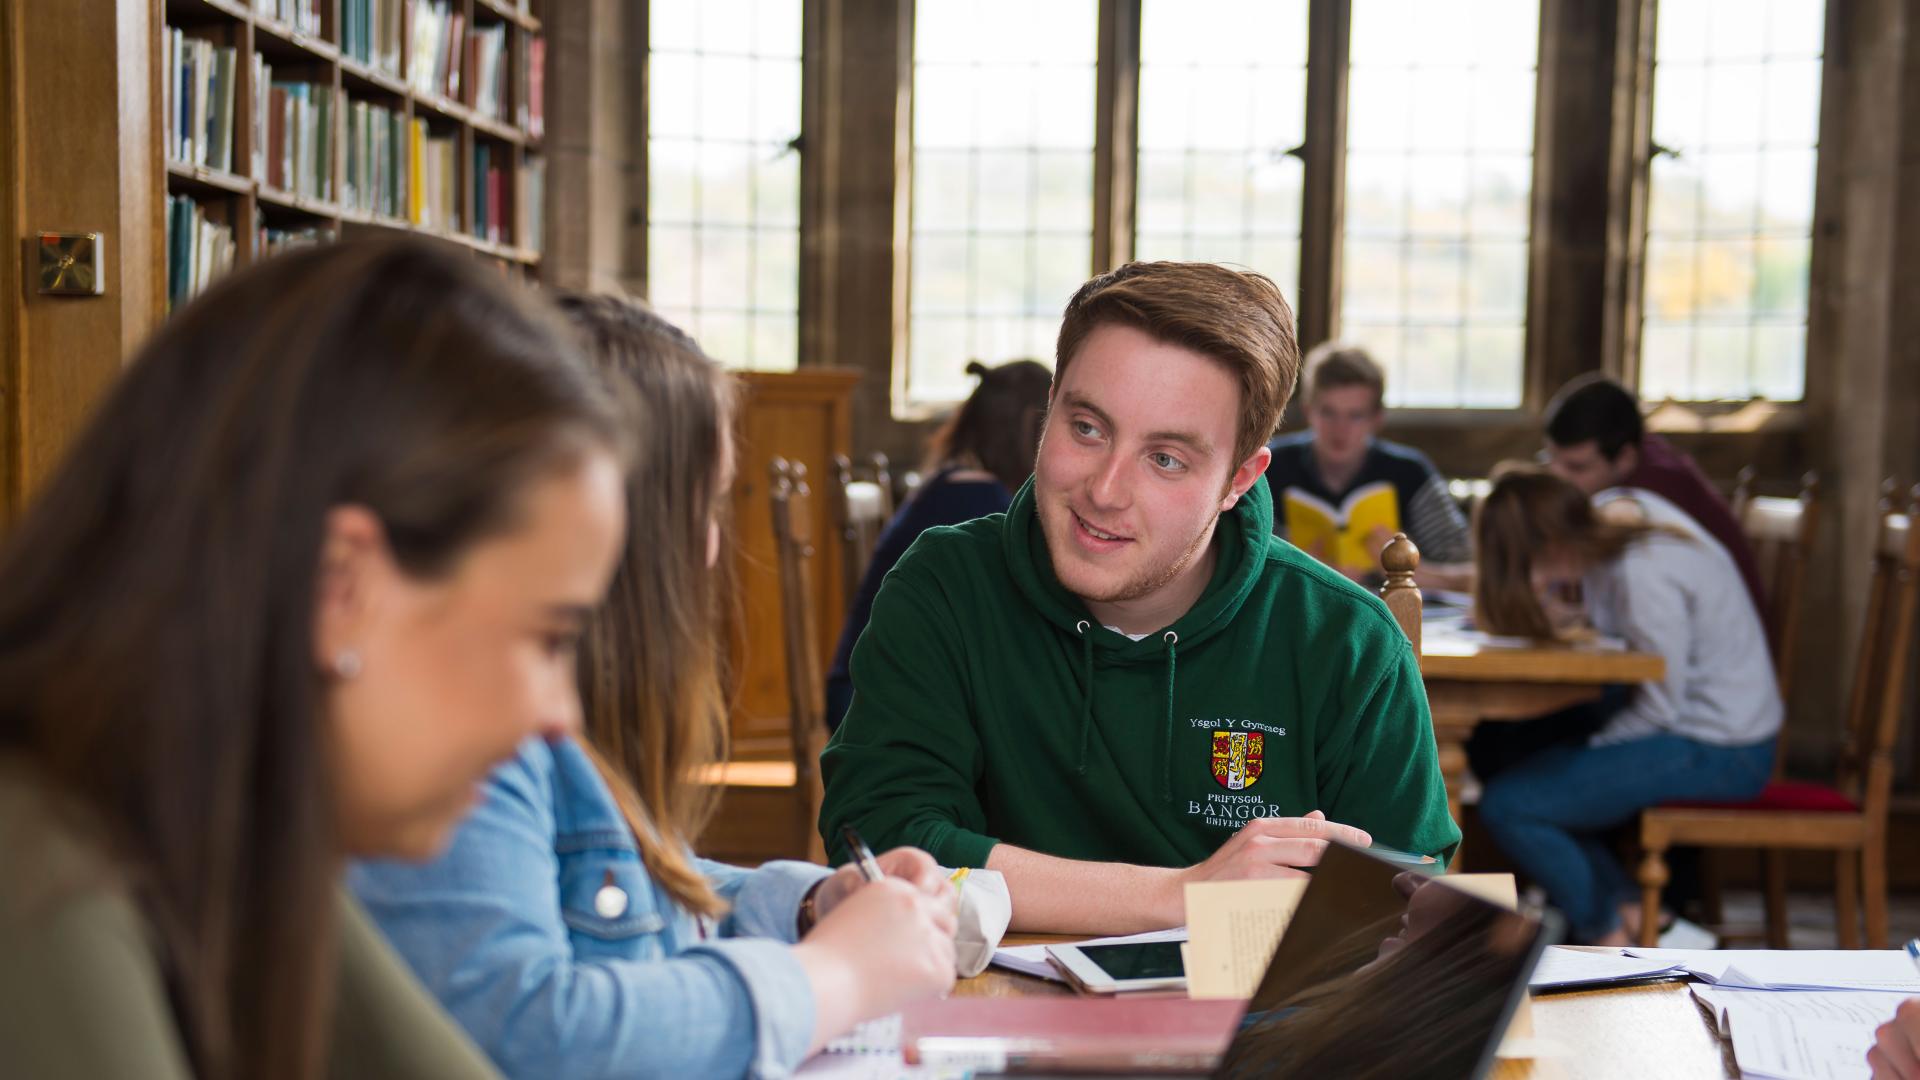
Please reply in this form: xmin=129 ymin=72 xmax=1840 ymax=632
xmin=0 ymin=239 xmax=631 ymax=1078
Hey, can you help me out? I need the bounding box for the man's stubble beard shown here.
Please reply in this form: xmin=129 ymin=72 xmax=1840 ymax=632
xmin=1050 ymin=496 xmax=1221 ymax=606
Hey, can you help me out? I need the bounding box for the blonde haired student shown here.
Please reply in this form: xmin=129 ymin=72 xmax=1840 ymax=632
xmin=0 ymin=239 xmax=632 ymax=1079
xmin=352 ymin=294 xmax=957 ymax=1079
xmin=1471 ymin=466 xmax=1779 ymax=945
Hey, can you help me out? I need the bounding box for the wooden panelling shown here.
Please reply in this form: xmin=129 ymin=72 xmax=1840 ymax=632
xmin=1 ymin=0 xmax=19 ymax=524
xmin=9 ymin=0 xmax=164 ymax=511
xmin=728 ymin=369 xmax=858 ymax=759
xmin=1091 ymin=0 xmax=1139 ymax=274
xmin=1526 ymin=0 xmax=1623 ymax=409
xmin=1296 ymin=0 xmax=1350 ymax=354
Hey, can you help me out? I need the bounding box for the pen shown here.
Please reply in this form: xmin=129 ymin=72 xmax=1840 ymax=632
xmin=1905 ymin=937 xmax=1919 ymax=974
xmin=842 ymin=824 xmax=885 ymax=883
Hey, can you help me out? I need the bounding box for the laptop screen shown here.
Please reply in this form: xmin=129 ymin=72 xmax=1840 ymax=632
xmin=1218 ymin=842 xmax=1558 ymax=1080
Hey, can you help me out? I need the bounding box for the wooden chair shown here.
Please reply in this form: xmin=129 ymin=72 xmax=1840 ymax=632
xmin=1380 ymin=532 xmax=1423 ymax=652
xmin=833 ymin=452 xmax=894 ymax=610
xmin=1696 ymin=471 xmax=1819 ymax=931
xmin=1638 ymin=482 xmax=1920 ymax=949
xmin=698 ymin=458 xmax=830 ymax=863
xmin=1734 ymin=470 xmax=1822 ymax=704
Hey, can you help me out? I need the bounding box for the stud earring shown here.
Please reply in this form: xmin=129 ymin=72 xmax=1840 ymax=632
xmin=333 ymin=649 xmax=363 ymax=680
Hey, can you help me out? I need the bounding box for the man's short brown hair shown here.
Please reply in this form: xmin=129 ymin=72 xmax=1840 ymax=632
xmin=1054 ymin=261 xmax=1300 ymax=469
xmin=1302 ymin=341 xmax=1385 ymax=410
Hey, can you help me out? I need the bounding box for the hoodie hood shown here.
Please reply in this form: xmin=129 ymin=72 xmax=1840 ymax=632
xmin=1000 ymin=472 xmax=1278 ymax=791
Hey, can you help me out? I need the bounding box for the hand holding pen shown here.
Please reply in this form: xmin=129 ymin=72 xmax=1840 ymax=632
xmin=805 ymin=826 xmax=956 ymax=926
xmin=789 ymin=829 xmax=960 ymax=1039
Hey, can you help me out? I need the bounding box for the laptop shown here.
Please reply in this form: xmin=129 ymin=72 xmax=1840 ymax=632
xmin=900 ymin=841 xmax=1561 ymax=1077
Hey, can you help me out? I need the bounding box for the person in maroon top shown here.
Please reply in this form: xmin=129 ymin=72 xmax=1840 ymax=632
xmin=1541 ymin=374 xmax=1767 ymax=621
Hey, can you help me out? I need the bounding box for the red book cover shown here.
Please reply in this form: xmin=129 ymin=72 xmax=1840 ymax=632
xmin=443 ymin=11 xmax=464 ymax=101
xmin=268 ymin=87 xmax=287 ymax=190
xmin=527 ymin=37 xmax=544 ymax=139
xmin=900 ymin=997 xmax=1243 ymax=1072
xmin=466 ymin=29 xmax=479 ymax=111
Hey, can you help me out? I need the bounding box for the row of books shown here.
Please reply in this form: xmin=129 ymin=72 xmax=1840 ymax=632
xmin=263 ymin=81 xmax=336 ymax=202
xmin=410 ymin=0 xmax=464 ymax=101
xmin=254 ymin=0 xmax=322 ymax=36
xmin=346 ymin=100 xmax=411 ymax=219
xmin=470 ymin=23 xmax=510 ymax=123
xmin=260 ymin=223 xmax=338 ymax=256
xmin=413 ymin=122 xmax=462 ymax=232
xmin=167 ymin=196 xmax=237 ymax=311
xmin=342 ymin=0 xmax=405 ymax=76
xmin=165 ymin=29 xmax=237 ymax=173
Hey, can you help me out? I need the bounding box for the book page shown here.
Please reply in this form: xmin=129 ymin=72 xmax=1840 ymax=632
xmin=1282 ymin=488 xmax=1341 ymax=564
xmin=1333 ymin=482 xmax=1401 ymax=574
xmin=1183 ymin=879 xmax=1309 ymax=999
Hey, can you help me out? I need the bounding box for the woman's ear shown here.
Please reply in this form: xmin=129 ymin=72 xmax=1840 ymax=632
xmin=313 ymin=505 xmax=391 ymax=676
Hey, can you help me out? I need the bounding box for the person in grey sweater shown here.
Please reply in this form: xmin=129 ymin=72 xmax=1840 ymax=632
xmin=1468 ymin=467 xmax=1780 ymax=945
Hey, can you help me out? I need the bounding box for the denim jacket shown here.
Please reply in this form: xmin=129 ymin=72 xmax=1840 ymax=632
xmin=349 ymin=736 xmax=832 ymax=1079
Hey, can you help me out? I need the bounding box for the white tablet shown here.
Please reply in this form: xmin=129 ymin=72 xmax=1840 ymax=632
xmin=1045 ymin=940 xmax=1188 ymax=994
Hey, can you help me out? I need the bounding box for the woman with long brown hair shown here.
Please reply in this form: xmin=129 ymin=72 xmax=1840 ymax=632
xmin=352 ymin=294 xmax=957 ymax=1079
xmin=1469 ymin=466 xmax=1779 ymax=945
xmin=0 ymin=239 xmax=632 ymax=1078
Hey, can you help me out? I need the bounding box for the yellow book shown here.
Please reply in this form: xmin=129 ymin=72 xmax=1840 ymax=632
xmin=1282 ymin=480 xmax=1401 ymax=576
xmin=408 ymin=118 xmax=425 ymax=225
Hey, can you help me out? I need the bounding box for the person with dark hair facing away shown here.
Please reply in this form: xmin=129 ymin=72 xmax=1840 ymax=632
xmin=825 ymin=358 xmax=1052 ymax=730
xmin=1265 ymin=342 xmax=1472 ymax=591
xmin=0 ymin=238 xmax=635 ymax=1079
xmin=1469 ymin=466 xmax=1778 ymax=945
xmin=1542 ymin=373 xmax=1765 ymax=620
xmin=821 ymin=261 xmax=1459 ymax=938
xmin=353 ymin=295 xmax=957 ymax=1079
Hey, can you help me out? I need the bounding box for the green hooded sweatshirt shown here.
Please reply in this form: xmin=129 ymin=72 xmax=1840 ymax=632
xmin=819 ymin=473 xmax=1461 ymax=870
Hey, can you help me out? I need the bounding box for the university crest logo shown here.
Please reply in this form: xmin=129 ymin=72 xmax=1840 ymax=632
xmin=1210 ymin=731 xmax=1263 ymax=790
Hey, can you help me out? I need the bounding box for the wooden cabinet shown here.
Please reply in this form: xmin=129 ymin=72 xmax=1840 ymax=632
xmin=727 ymin=368 xmax=859 ymax=760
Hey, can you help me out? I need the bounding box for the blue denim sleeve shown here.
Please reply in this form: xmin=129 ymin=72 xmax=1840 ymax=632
xmin=701 ymin=858 xmax=832 ymax=943
xmin=349 ymin=749 xmax=820 ymax=1080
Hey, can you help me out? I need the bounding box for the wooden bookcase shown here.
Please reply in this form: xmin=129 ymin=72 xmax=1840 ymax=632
xmin=161 ymin=0 xmax=545 ymax=289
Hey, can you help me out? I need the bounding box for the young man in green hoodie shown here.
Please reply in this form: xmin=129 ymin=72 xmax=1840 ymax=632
xmin=820 ymin=261 xmax=1459 ymax=934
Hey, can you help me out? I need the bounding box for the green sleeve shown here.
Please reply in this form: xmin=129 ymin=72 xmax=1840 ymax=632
xmin=818 ymin=567 xmax=998 ymax=869
xmin=0 ymin=883 xmax=195 ymax=1080
xmin=1317 ymin=635 xmax=1462 ymax=863
xmin=327 ymin=892 xmax=503 ymax=1080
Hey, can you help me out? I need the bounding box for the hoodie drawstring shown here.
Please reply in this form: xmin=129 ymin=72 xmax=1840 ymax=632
xmin=1074 ymin=620 xmax=1094 ymax=774
xmin=1160 ymin=630 xmax=1179 ymax=803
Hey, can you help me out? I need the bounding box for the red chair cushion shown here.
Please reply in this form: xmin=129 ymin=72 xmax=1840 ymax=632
xmin=1662 ymin=780 xmax=1859 ymax=814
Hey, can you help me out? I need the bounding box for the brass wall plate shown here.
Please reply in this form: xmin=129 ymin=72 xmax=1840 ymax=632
xmin=36 ymin=232 xmax=106 ymax=296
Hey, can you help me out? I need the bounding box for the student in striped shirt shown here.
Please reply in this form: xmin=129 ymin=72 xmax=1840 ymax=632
xmin=1264 ymin=343 xmax=1473 ymax=591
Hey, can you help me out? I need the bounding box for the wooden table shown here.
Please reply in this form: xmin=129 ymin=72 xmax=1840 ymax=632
xmin=956 ymin=938 xmax=1734 ymax=1078
xmin=1418 ymin=628 xmax=1666 ymax=830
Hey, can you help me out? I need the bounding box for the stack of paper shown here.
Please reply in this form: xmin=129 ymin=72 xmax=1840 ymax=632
xmin=1691 ymin=986 xmax=1908 ymax=1080
xmin=1527 ymin=947 xmax=1688 ymax=991
xmin=1624 ymin=948 xmax=1920 ymax=993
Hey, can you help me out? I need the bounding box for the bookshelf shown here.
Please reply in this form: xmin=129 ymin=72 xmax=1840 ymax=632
xmin=162 ymin=0 xmax=547 ymax=308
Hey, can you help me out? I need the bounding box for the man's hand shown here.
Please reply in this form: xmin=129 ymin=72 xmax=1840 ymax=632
xmin=1870 ymin=998 xmax=1920 ymax=1079
xmin=1163 ymin=811 xmax=1372 ymax=914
